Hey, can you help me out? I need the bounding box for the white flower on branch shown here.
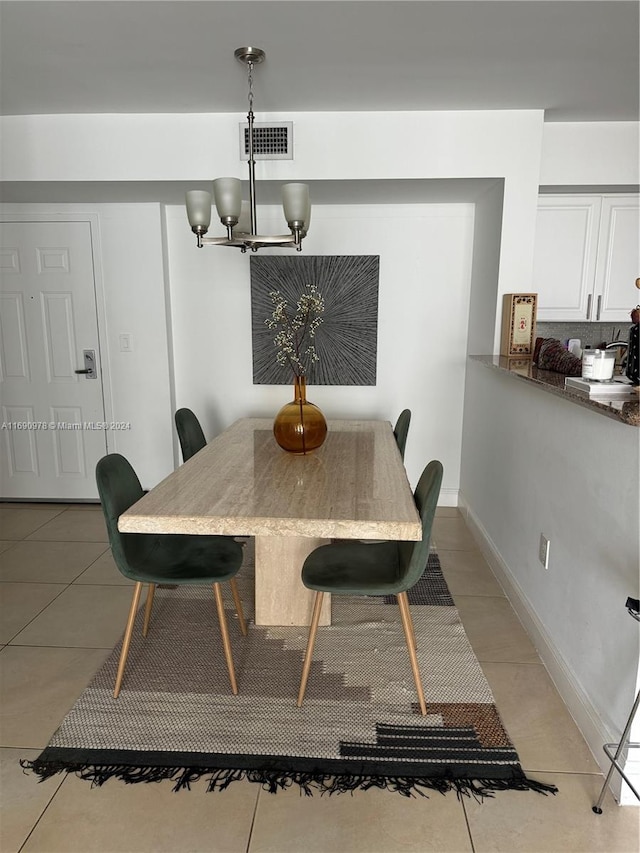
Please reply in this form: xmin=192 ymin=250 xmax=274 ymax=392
xmin=265 ymin=284 xmax=325 ymax=377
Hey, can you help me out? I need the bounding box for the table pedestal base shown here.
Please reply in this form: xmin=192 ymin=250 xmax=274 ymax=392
xmin=254 ymin=536 xmax=332 ymax=626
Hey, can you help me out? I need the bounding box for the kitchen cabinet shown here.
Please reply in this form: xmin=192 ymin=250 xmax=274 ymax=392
xmin=532 ymin=194 xmax=639 ymax=322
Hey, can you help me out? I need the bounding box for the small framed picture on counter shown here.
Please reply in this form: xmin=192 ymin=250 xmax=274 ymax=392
xmin=500 ymin=293 xmax=537 ymax=357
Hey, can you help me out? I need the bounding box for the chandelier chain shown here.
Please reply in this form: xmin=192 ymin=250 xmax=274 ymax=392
xmin=247 ymin=61 xmax=254 ymax=112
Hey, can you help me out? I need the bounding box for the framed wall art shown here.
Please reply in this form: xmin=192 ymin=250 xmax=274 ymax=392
xmin=250 ymin=255 xmax=380 ymax=385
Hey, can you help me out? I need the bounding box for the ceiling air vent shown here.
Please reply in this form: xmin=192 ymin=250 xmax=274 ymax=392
xmin=239 ymin=122 xmax=293 ymax=160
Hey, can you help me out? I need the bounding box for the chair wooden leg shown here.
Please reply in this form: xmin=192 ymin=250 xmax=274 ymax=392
xmin=297 ymin=591 xmax=324 ymax=708
xmin=114 ymin=582 xmax=143 ymax=699
xmin=142 ymin=583 xmax=156 ymax=637
xmin=213 ymin=583 xmax=238 ymax=695
xmin=404 ymin=597 xmax=418 ymax=651
xmin=397 ymin=591 xmax=427 ymax=716
xmin=229 ymin=577 xmax=247 ymax=636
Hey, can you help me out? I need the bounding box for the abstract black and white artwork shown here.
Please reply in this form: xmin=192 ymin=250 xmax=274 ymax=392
xmin=250 ymin=255 xmax=379 ymax=386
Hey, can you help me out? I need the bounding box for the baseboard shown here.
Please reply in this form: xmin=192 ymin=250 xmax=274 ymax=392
xmin=619 ymin=757 xmax=640 ymax=805
xmin=438 ymin=488 xmax=458 ymax=508
xmin=458 ymin=493 xmax=640 ymax=807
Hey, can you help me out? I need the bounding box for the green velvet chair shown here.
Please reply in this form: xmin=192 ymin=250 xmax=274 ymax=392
xmin=393 ymin=409 xmax=411 ymax=461
xmin=297 ymin=459 xmax=443 ymax=716
xmin=96 ymin=453 xmax=247 ymax=698
xmin=358 ymin=410 xmax=412 ymax=547
xmin=175 ymin=407 xmax=207 ymax=462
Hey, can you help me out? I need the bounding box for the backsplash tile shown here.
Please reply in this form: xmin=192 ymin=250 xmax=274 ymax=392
xmin=536 ymin=322 xmax=633 ymax=350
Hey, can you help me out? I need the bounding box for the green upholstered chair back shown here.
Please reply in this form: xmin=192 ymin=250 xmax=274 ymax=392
xmin=398 ymin=459 xmax=443 ymax=591
xmin=393 ymin=409 xmax=411 ymax=461
xmin=175 ymin=408 xmax=207 ymax=462
xmin=95 ymin=453 xmax=152 ymax=580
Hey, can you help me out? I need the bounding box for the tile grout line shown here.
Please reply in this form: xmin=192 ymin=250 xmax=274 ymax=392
xmin=461 ymin=796 xmax=477 ymax=853
xmin=245 ymin=786 xmax=262 ymax=853
xmin=0 ymin=505 xmax=110 ymax=645
xmin=0 ymin=505 xmax=68 ymax=542
xmin=16 ymin=772 xmax=68 ymax=853
xmin=2 ymin=586 xmax=74 ymax=646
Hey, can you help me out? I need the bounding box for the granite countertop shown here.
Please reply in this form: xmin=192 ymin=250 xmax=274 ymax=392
xmin=472 ymin=355 xmax=640 ymax=427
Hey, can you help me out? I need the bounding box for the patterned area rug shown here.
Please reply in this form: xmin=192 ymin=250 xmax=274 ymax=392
xmin=24 ymin=542 xmax=557 ymax=799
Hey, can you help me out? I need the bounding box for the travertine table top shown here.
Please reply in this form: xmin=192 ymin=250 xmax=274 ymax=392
xmin=119 ymin=418 xmax=422 ymax=541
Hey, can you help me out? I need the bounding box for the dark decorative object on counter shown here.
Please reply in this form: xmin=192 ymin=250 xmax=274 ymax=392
xmin=533 ymin=337 xmax=582 ymax=376
xmin=627 ymin=307 xmax=639 ymax=386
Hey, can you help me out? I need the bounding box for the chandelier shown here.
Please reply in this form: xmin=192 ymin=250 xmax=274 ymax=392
xmin=185 ymin=47 xmax=310 ymax=252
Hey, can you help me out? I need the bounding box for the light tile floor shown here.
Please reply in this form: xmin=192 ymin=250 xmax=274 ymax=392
xmin=0 ymin=503 xmax=638 ymax=853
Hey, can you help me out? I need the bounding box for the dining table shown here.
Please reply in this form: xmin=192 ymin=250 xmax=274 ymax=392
xmin=118 ymin=417 xmax=422 ymax=627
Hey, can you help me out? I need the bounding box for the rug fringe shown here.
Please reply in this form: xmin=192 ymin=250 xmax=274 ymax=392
xmin=20 ymin=759 xmax=558 ymax=799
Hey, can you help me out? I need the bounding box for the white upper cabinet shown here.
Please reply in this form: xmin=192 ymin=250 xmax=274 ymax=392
xmin=594 ymin=197 xmax=640 ymax=323
xmin=533 ymin=194 xmax=639 ymax=322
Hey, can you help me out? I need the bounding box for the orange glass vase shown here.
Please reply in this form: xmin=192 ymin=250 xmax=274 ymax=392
xmin=273 ymin=376 xmax=327 ymax=454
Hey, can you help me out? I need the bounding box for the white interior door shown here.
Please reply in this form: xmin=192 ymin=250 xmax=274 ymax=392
xmin=0 ymin=220 xmax=107 ymax=499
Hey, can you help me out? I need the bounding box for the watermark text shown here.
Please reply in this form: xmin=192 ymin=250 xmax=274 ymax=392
xmin=1 ymin=421 xmax=131 ymax=431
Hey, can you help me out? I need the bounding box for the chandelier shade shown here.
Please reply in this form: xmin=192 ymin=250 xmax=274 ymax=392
xmin=282 ymin=183 xmax=310 ymax=228
xmin=213 ymin=178 xmax=242 ymax=224
xmin=185 ymin=190 xmax=212 ymax=231
xmin=185 ymin=47 xmax=310 ymax=252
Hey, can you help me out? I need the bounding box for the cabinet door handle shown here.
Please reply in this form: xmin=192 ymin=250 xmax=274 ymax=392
xmin=586 ymin=293 xmax=592 ymax=319
xmin=596 ymin=295 xmax=602 ymax=321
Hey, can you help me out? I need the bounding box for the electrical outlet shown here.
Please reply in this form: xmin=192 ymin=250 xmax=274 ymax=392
xmin=539 ymin=534 xmax=550 ymax=569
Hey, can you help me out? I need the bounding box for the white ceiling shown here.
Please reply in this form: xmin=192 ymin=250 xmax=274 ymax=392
xmin=0 ymin=0 xmax=638 ymax=122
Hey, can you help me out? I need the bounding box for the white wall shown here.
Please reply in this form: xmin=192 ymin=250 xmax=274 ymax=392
xmin=94 ymin=204 xmax=175 ymax=487
xmin=540 ymin=122 xmax=640 ymax=187
xmin=460 ymin=359 xmax=640 ymax=802
xmin=465 ymin=181 xmax=505 ymax=355
xmin=1 ymin=110 xmax=543 ymax=184
xmin=166 ymin=201 xmax=475 ymax=501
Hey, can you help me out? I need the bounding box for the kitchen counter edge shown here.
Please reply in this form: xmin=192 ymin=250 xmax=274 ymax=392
xmin=470 ymin=355 xmax=640 ymax=427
